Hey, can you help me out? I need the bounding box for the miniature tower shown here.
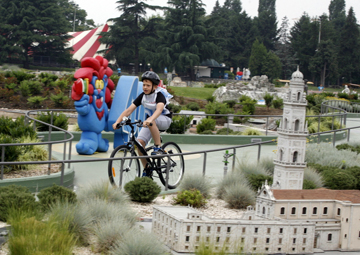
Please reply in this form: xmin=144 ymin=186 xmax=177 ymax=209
xmin=272 ymin=67 xmax=308 ymax=190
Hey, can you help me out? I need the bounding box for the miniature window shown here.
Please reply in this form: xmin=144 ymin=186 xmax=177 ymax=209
xmin=345 ymin=234 xmax=347 ymax=238
xmin=266 ymin=238 xmax=270 ymax=243
xmin=292 ymin=248 xmax=295 ymax=251
xmin=255 ymin=227 xmax=258 ymax=233
xmin=197 ymin=226 xmax=201 ymax=232
xmin=346 ymin=218 xmax=348 ymax=223
xmin=241 ymin=238 xmax=245 ymax=243
xmin=207 ymin=226 xmax=211 ymax=232
xmin=295 ymin=119 xmax=300 ymax=131
xmin=337 ymin=208 xmax=341 ymax=216
xmin=242 ymin=227 xmax=246 ymax=233
xmin=303 ymin=238 xmax=306 ymax=244
xmin=206 ymin=237 xmax=209 ymax=242
xmin=280 ymin=149 xmax=284 ymax=161
xmin=227 ymin=227 xmax=231 ymax=233
xmin=297 ymin=92 xmax=301 ymax=101
xmin=253 ymin=238 xmax=257 ymax=244
xmin=226 ymin=237 xmax=230 ymax=243
xmin=280 ymin=228 xmax=283 ymax=234
xmin=304 ymin=228 xmax=307 ymax=234
xmin=294 ymin=228 xmax=297 ymax=234
xmin=187 ymin=226 xmax=191 ymax=232
xmin=302 ymin=207 xmax=307 ymax=214
xmin=217 ymin=227 xmax=221 ymax=232
xmin=293 ymin=238 xmax=296 ymax=244
xmin=323 ymin=207 xmax=328 ymax=214
xmin=328 ymin=234 xmax=332 ymax=241
xmin=185 ymin=246 xmax=189 ymax=250
xmin=279 ymin=238 xmax=282 ymax=244
xmin=263 ymin=207 xmax=266 ymax=214
xmin=291 ymin=207 xmax=296 ymax=215
xmin=278 ymin=248 xmax=281 ymax=251
xmin=313 ymin=207 xmax=317 ymax=214
xmin=217 ymin=237 xmax=220 ymax=243
xmin=280 ymin=207 xmax=285 ymax=215
xmin=185 ymin=236 xmax=190 ymax=242
xmin=196 ymin=236 xmax=200 ymax=242
xmin=293 ymin=151 xmax=298 ymax=163
xmin=267 ymin=228 xmax=271 ymax=234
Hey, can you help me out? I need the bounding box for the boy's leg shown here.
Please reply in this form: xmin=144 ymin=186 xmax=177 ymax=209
xmin=148 ymin=121 xmax=161 ymax=146
xmin=137 ymin=139 xmax=148 ymax=168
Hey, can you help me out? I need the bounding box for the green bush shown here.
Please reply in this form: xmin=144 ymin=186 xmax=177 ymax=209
xmin=186 ymin=102 xmax=200 ymax=111
xmin=246 ymin=174 xmax=273 ymax=191
xmin=53 ymin=79 xmax=69 ymax=91
xmin=205 ymin=101 xmax=234 ymax=115
xmin=336 ymin=143 xmax=360 ymax=154
xmin=272 ymin=97 xmax=283 ymax=109
xmin=35 ymin=111 xmax=69 ymax=131
xmin=303 ymin=179 xmax=317 ymax=189
xmin=50 ymin=92 xmax=70 ymax=107
xmin=225 ymin=70 xmax=235 ymax=79
xmin=173 ymin=188 xmax=207 ymax=208
xmin=199 ymin=130 xmax=214 ymax=134
xmin=239 ymin=94 xmax=252 ymax=103
xmin=337 ymin=92 xmax=350 ymax=100
xmin=9 ymin=70 xmax=36 ymax=82
xmin=19 ymin=81 xmax=31 ymax=96
xmin=196 ymin=118 xmax=216 ymax=133
xmin=206 ymin=95 xmax=215 ymax=103
xmin=241 ymin=98 xmax=257 ymax=115
xmin=5 ymin=82 xmax=17 ymax=90
xmin=0 ymin=134 xmax=22 ymax=173
xmin=167 ymin=103 xmax=182 ymax=113
xmin=216 ymin=128 xmax=234 ymax=135
xmin=27 ymin=96 xmax=47 ymax=108
xmin=216 ymin=172 xmax=247 ymax=199
xmin=37 ymin=184 xmax=77 ymax=211
xmin=39 ymin=72 xmax=58 ymax=86
xmin=233 ymin=111 xmax=251 ymax=124
xmin=0 ymin=185 xmax=37 ymax=222
xmin=21 ymin=80 xmax=42 ymax=95
xmin=179 ymin=174 xmax=212 ymax=198
xmin=321 ymin=168 xmax=358 ymax=189
xmin=167 ymin=115 xmax=193 ymax=134
xmin=263 ymin=93 xmax=273 ymax=109
xmin=124 ymin=177 xmax=161 ymax=202
xmin=223 ymin=100 xmax=237 ymax=108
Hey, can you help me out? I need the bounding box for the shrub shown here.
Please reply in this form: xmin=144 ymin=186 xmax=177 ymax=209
xmin=272 ymin=97 xmax=283 ymax=109
xmin=19 ymin=81 xmax=31 ymax=96
xmin=200 ymin=130 xmax=214 ymax=134
xmin=337 ymin=92 xmax=350 ymax=100
xmin=48 ymin=202 xmax=93 ymax=246
xmin=216 ymin=172 xmax=247 ymax=199
xmin=7 ymin=209 xmax=77 ymax=255
xmin=205 ymin=101 xmax=234 ymax=115
xmin=263 ymin=93 xmax=273 ymax=109
xmin=179 ymin=174 xmax=212 ymax=198
xmin=242 ymin=128 xmax=263 ymax=136
xmin=186 ymin=102 xmax=200 ymax=111
xmin=35 ymin=111 xmax=69 ymax=131
xmin=223 ymin=183 xmax=256 ymax=209
xmin=246 ymin=174 xmax=273 ymax=191
xmin=304 ymin=167 xmax=323 ymax=188
xmin=39 ymin=72 xmax=58 ymax=86
xmin=27 ymin=96 xmax=47 ymax=108
xmin=233 ymin=111 xmax=250 ymax=124
xmin=239 ymin=94 xmax=252 ymax=103
xmin=10 ymin=70 xmax=35 ymax=82
xmin=124 ymin=177 xmax=161 ymax=202
xmin=5 ymin=82 xmax=17 ymax=90
xmin=196 ymin=118 xmax=216 ymax=133
xmin=241 ymin=98 xmax=257 ymax=115
xmin=322 ymin=168 xmax=357 ymax=189
xmin=50 ymin=91 xmax=70 ymax=107
xmin=259 ymin=157 xmax=275 ymax=175
xmin=0 ymin=134 xmax=22 ymax=173
xmin=0 ymin=185 xmax=37 ymax=222
xmin=167 ymin=115 xmax=193 ymax=134
xmin=0 ymin=88 xmax=14 ymax=100
xmin=37 ymin=184 xmax=77 ymax=211
xmin=10 ymin=95 xmax=21 ymax=106
xmin=303 ymin=179 xmax=318 ymax=189
xmin=167 ymin=103 xmax=182 ymax=113
xmin=225 ymin=70 xmax=235 ymax=79
xmin=0 ymin=115 xmax=36 ymax=139
xmin=21 ymin=80 xmax=42 ymax=95
xmin=76 ymin=181 xmax=129 ymax=204
xmin=173 ymin=188 xmax=207 ymax=208
xmin=216 ymin=128 xmax=234 ymax=135
xmin=111 ymin=229 xmax=168 ymax=255
xmin=206 ymin=95 xmax=215 ymax=103
xmin=336 ymin=143 xmax=360 ymax=154
xmin=223 ymin=100 xmax=237 ymax=108
xmin=54 ymin=79 xmax=69 ymax=91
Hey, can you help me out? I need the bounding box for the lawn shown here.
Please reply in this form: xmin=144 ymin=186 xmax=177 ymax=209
xmin=308 ymin=85 xmax=343 ymax=93
xmin=167 ymin=86 xmax=216 ymax=100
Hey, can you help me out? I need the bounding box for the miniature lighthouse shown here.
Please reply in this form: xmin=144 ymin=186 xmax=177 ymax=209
xmin=272 ymin=67 xmax=308 ymax=190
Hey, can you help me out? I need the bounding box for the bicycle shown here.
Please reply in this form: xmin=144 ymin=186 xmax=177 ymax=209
xmin=108 ymin=117 xmax=185 ymax=189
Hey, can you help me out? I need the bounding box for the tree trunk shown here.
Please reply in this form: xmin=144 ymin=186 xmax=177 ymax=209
xmin=321 ymin=63 xmax=327 ymax=86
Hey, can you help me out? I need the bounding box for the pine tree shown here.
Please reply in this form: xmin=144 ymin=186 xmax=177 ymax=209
xmin=249 ymin=39 xmax=268 ymax=76
xmin=338 ymin=7 xmax=360 ymax=83
xmin=100 ymin=0 xmax=163 ymax=73
xmin=0 ymin=0 xmax=72 ymax=68
xmin=255 ymin=0 xmax=278 ymax=50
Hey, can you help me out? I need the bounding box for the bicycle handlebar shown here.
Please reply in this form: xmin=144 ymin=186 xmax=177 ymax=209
xmin=116 ymin=118 xmax=152 ymax=129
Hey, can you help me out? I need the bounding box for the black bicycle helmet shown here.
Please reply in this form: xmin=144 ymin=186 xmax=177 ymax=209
xmin=141 ymin=71 xmax=160 ymax=85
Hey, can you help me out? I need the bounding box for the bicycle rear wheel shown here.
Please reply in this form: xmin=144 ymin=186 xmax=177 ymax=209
xmin=108 ymin=145 xmax=141 ymax=188
xmin=158 ymin=142 xmax=185 ymax=189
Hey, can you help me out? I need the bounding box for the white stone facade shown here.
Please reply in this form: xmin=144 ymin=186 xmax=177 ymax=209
xmin=273 ymin=67 xmax=308 ymax=190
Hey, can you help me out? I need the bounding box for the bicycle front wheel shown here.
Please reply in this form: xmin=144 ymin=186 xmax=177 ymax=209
xmin=158 ymin=142 xmax=185 ymax=189
xmin=108 ymin=145 xmax=141 ymax=188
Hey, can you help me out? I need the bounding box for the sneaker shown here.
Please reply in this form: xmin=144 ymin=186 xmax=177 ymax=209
xmin=151 ymin=147 xmax=163 ymax=155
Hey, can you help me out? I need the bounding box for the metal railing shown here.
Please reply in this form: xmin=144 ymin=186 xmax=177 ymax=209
xmin=1 ymin=99 xmax=360 ymax=190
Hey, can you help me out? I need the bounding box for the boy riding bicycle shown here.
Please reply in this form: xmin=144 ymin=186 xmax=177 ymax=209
xmin=112 ymin=71 xmax=172 ymax=167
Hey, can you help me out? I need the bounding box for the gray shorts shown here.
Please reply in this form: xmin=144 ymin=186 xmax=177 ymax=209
xmin=137 ymin=115 xmax=172 ymax=145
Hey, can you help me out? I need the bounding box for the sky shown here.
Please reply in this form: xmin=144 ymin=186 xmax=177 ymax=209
xmin=75 ymin=0 xmax=360 ymax=27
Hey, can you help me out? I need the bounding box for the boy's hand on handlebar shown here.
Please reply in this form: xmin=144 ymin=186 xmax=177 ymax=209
xmin=143 ymin=120 xmax=153 ymax=127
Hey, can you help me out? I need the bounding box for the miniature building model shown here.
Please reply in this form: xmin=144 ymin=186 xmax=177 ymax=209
xmin=273 ymin=66 xmax=308 ymax=189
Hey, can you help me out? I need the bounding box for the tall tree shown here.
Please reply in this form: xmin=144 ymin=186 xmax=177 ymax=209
xmin=249 ymin=39 xmax=267 ymax=76
xmin=100 ymin=0 xmax=163 ymax=73
xmin=275 ymin=16 xmax=296 ymax=79
xmin=329 ymin=0 xmax=346 ymax=30
xmin=157 ymin=0 xmax=220 ymax=78
xmin=338 ymin=7 xmax=360 ymax=83
xmin=255 ymin=0 xmax=278 ymax=50
xmin=62 ymin=0 xmax=96 ymax=32
xmin=0 ymin=0 xmax=72 ymax=67
xmin=290 ymin=13 xmax=318 ymax=79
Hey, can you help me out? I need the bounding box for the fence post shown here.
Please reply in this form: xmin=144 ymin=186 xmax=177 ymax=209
xmin=183 ymin=115 xmax=187 ymax=134
xmin=257 ymin=144 xmax=261 ymax=162
xmin=347 ymin=129 xmax=350 ymax=142
xmin=165 ymin=155 xmax=171 ymax=191
xmin=60 ymin=162 xmax=65 ymax=186
xmin=1 ymin=146 xmax=4 ymax=180
xmin=333 ymin=131 xmax=336 ymax=147
xmin=48 ymin=111 xmax=53 ymax=175
xmin=317 ymin=116 xmax=321 ymax=133
xmin=232 ymin=148 xmax=236 ymax=171
xmin=68 ymin=140 xmax=72 ymax=168
xmin=119 ymin=159 xmax=125 ymax=189
xmin=266 ymin=117 xmax=269 ymax=136
xmin=202 ymin=152 xmax=207 ymax=176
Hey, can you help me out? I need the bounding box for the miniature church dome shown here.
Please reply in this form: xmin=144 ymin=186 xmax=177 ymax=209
xmin=291 ymin=66 xmax=304 ymax=81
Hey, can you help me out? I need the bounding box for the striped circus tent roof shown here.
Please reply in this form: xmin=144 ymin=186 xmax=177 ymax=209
xmin=67 ymin=23 xmax=110 ymax=61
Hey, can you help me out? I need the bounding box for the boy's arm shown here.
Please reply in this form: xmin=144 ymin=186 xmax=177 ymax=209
xmin=113 ymin=103 xmax=137 ymax=129
xmin=144 ymin=102 xmax=165 ymax=126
